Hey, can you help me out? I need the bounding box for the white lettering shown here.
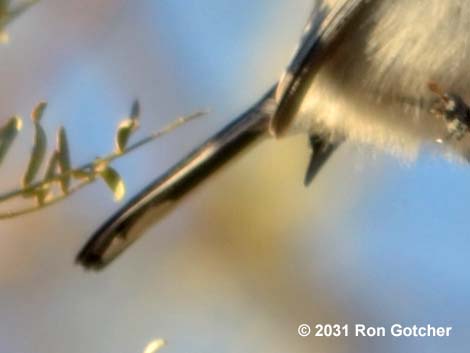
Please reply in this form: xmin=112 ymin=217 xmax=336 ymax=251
xmin=391 ymin=324 xmax=452 ymax=337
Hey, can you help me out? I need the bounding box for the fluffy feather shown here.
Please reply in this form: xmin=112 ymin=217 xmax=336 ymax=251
xmin=294 ymin=0 xmax=470 ymax=160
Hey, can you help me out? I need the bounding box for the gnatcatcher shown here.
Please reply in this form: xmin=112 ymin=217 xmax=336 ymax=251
xmin=77 ymin=0 xmax=470 ymax=269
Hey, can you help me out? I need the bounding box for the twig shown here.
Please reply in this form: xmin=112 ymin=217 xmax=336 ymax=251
xmin=0 ymin=178 xmax=93 ymax=219
xmin=0 ymin=110 xmax=206 ymax=217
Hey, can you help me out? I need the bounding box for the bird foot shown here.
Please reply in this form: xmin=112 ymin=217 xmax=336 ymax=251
xmin=428 ymin=81 xmax=470 ymax=143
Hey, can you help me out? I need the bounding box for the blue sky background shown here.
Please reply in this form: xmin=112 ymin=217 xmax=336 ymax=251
xmin=0 ymin=1 xmax=468 ymax=352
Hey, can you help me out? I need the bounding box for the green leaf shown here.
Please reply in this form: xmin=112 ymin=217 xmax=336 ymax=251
xmin=115 ymin=118 xmax=139 ymax=154
xmin=99 ymin=166 xmax=125 ymax=201
xmin=23 ymin=102 xmax=49 ymax=188
xmin=22 ymin=121 xmax=47 ymax=187
xmin=114 ymin=100 xmax=141 ymax=153
xmin=44 ymin=150 xmax=59 ymax=180
xmin=31 ymin=101 xmax=47 ymax=123
xmin=56 ymin=126 xmax=71 ymax=193
xmin=35 ymin=151 xmax=60 ymax=205
xmin=0 ymin=115 xmax=22 ymax=165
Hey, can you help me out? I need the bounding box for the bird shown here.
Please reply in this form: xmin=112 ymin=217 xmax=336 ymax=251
xmin=77 ymin=0 xmax=470 ymax=270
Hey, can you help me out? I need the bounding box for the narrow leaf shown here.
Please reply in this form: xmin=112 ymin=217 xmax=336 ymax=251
xmin=31 ymin=101 xmax=47 ymax=123
xmin=56 ymin=126 xmax=71 ymax=193
xmin=114 ymin=100 xmax=140 ymax=153
xmin=22 ymin=122 xmax=47 ymax=187
xmin=99 ymin=166 xmax=125 ymax=201
xmin=0 ymin=115 xmax=22 ymax=165
xmin=44 ymin=150 xmax=60 ymax=181
xmin=115 ymin=118 xmax=139 ymax=154
xmin=35 ymin=151 xmax=60 ymax=205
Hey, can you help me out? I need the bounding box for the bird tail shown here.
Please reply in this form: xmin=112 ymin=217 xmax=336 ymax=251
xmin=76 ymin=88 xmax=276 ymax=270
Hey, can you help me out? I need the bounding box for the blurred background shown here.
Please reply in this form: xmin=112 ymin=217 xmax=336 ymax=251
xmin=0 ymin=0 xmax=469 ymax=352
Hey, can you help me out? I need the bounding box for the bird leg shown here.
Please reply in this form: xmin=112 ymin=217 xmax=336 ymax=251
xmin=428 ymin=81 xmax=470 ymax=143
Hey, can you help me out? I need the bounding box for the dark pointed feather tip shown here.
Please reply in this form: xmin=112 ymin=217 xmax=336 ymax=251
xmin=75 ymin=251 xmax=106 ymax=271
xmin=304 ymin=174 xmax=315 ymax=187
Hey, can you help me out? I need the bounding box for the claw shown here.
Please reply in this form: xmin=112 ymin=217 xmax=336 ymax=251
xmin=304 ymin=134 xmax=341 ymax=186
xmin=428 ymin=81 xmax=470 ymax=142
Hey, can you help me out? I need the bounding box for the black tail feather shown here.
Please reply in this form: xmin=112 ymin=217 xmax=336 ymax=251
xmin=77 ymin=88 xmax=275 ymax=270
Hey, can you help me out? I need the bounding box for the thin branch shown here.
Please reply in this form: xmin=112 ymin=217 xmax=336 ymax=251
xmin=0 ymin=110 xmax=206 ymax=204
xmin=0 ymin=178 xmax=93 ymax=219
